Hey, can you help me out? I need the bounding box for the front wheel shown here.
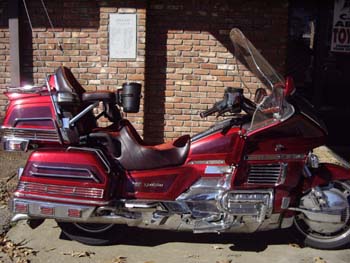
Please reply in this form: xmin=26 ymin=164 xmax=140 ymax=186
xmin=292 ymin=181 xmax=350 ymax=249
xmin=57 ymin=222 xmax=126 ymax=245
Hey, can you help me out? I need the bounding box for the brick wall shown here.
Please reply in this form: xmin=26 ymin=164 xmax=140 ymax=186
xmin=144 ymin=0 xmax=288 ymax=143
xmin=0 ymin=0 xmax=288 ymax=144
xmin=0 ymin=0 xmax=9 ymax=122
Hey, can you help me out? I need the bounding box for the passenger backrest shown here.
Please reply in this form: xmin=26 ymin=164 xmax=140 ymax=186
xmin=54 ymin=66 xmax=97 ymax=138
xmin=55 ymin=66 xmax=86 ymax=103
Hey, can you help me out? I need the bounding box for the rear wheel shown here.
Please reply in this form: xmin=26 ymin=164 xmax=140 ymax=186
xmin=57 ymin=222 xmax=126 ymax=245
xmin=293 ymin=181 xmax=350 ymax=249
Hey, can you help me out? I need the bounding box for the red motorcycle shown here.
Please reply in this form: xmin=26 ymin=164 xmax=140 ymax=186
xmin=2 ymin=28 xmax=350 ymax=249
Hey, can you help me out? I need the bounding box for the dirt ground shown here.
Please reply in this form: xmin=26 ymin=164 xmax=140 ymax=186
xmin=0 ymin=147 xmax=350 ymax=263
xmin=0 ymin=151 xmax=29 ymax=235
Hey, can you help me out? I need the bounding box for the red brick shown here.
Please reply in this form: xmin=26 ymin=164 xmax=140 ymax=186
xmin=175 ymin=45 xmax=192 ymax=51
xmin=175 ymin=34 xmax=192 ymax=40
xmin=201 ymin=63 xmax=217 ymax=70
xmin=193 ymin=34 xmax=209 ymax=40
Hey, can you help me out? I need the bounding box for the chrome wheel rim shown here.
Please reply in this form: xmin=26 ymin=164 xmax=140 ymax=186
xmin=294 ymin=181 xmax=350 ymax=243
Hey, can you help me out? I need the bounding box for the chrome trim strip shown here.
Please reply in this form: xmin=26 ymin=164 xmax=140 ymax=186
xmin=17 ymin=181 xmax=104 ymax=199
xmin=1 ymin=125 xmax=62 ymax=144
xmin=245 ymin=154 xmax=305 ymax=161
xmin=6 ymin=85 xmax=46 ymax=93
xmin=188 ymin=160 xmax=225 ymax=165
xmin=13 ymin=192 xmax=109 ymax=206
xmin=66 ymin=147 xmax=111 ymax=174
xmin=204 ymin=165 xmax=231 ymax=174
xmin=31 ymin=164 xmax=100 ymax=183
xmin=13 ymin=117 xmax=54 ymax=127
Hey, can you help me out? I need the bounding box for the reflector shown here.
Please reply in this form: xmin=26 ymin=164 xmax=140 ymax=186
xmin=14 ymin=202 xmax=28 ymax=213
xmin=68 ymin=208 xmax=81 ymax=218
xmin=40 ymin=206 xmax=54 ymax=215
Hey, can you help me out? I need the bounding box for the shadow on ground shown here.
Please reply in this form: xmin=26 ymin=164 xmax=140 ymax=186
xmin=59 ymin=227 xmax=300 ymax=252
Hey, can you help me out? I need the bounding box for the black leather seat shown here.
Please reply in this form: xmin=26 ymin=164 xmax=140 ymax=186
xmin=82 ymin=91 xmax=116 ymax=103
xmin=115 ymin=120 xmax=190 ymax=170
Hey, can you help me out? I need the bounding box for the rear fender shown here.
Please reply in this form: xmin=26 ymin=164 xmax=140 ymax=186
xmin=303 ymin=163 xmax=350 ymax=191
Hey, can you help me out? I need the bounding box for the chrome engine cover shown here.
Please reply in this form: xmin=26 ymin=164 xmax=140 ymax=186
xmin=219 ymin=190 xmax=273 ymax=223
xmin=291 ymin=182 xmax=350 ymax=234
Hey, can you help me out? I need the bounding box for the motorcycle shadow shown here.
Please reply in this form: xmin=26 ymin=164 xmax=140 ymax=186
xmin=60 ymin=227 xmax=300 ymax=252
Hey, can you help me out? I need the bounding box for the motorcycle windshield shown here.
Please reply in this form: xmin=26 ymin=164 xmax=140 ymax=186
xmin=230 ymin=28 xmax=294 ymax=131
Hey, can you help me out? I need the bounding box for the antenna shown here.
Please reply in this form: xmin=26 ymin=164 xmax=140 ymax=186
xmin=39 ymin=0 xmax=64 ymax=53
xmin=22 ymin=0 xmax=64 ymax=54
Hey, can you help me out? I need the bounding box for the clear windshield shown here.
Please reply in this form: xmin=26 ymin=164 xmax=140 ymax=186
xmin=230 ymin=28 xmax=294 ymax=131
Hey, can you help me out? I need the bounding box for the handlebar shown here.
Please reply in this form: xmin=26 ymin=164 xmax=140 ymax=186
xmin=200 ymin=87 xmax=255 ymax=118
xmin=200 ymin=106 xmax=219 ymax=118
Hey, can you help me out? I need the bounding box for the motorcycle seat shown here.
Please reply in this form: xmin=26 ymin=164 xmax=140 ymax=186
xmin=115 ymin=120 xmax=190 ymax=170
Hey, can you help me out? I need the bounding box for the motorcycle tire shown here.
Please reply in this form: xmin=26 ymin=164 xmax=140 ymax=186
xmin=292 ymin=181 xmax=350 ymax=250
xmin=57 ymin=222 xmax=126 ymax=246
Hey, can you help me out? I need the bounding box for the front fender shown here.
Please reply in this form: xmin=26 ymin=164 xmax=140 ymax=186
xmin=303 ymin=163 xmax=350 ymax=191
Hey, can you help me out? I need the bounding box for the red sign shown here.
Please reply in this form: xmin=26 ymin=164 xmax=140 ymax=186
xmin=331 ymin=0 xmax=350 ymax=52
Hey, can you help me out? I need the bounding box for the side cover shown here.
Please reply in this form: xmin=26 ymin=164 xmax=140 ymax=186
xmin=14 ymin=149 xmax=113 ymax=206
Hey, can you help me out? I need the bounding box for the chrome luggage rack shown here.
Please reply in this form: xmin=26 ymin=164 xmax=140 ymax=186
xmin=6 ymin=85 xmax=49 ymax=94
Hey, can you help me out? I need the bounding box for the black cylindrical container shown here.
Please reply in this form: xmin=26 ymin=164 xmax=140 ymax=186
xmin=121 ymin=82 xmax=142 ymax=113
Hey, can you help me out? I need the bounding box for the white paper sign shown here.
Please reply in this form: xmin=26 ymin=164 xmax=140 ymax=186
xmin=109 ymin=14 xmax=137 ymax=59
xmin=331 ymin=0 xmax=350 ymax=52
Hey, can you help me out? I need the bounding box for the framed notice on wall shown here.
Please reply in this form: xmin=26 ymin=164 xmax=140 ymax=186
xmin=109 ymin=14 xmax=137 ymax=59
xmin=331 ymin=0 xmax=350 ymax=52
